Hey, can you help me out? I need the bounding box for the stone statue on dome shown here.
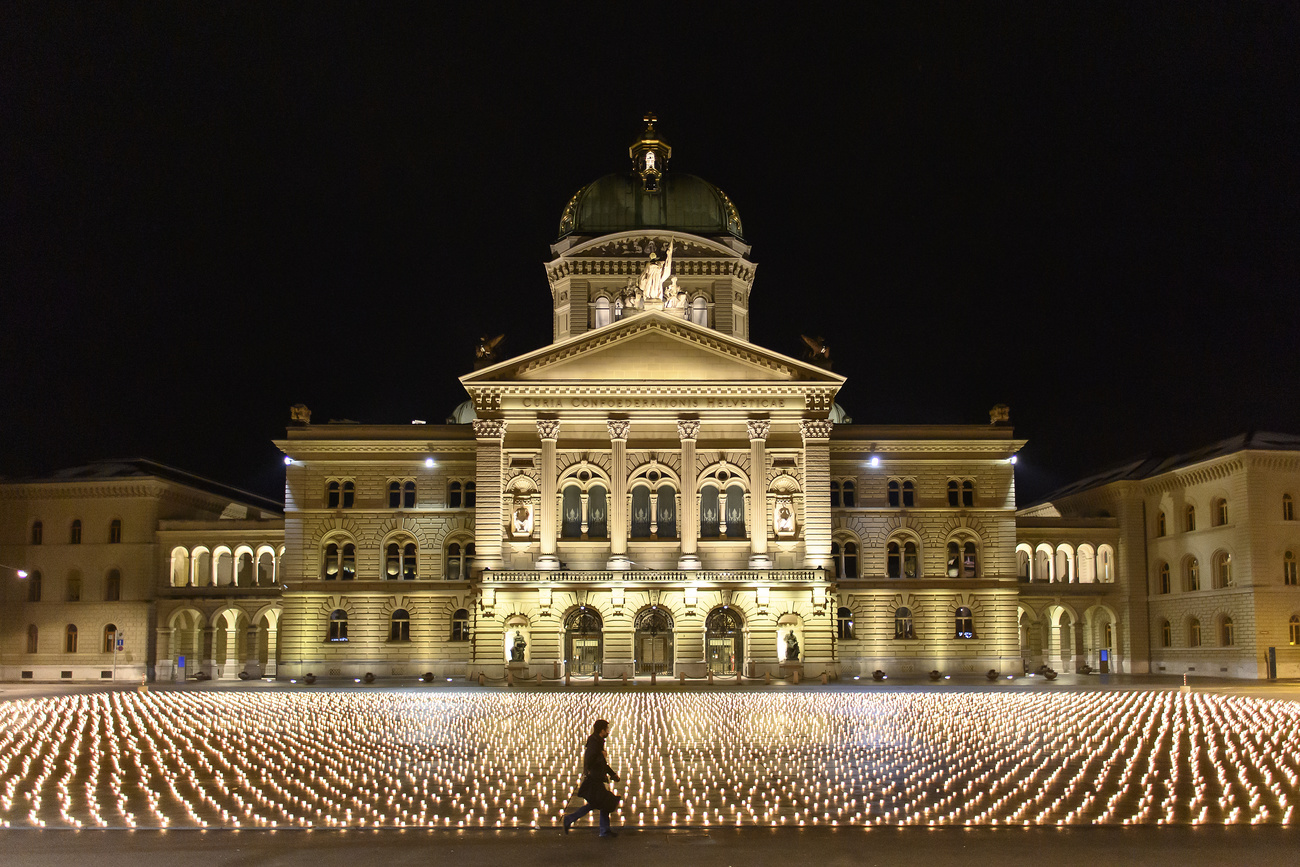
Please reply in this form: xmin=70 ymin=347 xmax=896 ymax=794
xmin=638 ymin=237 xmax=674 ymax=303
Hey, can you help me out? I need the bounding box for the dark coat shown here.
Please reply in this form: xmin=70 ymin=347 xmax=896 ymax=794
xmin=574 ymin=734 xmax=621 ymax=813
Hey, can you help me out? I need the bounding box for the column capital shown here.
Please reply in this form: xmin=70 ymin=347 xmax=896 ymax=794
xmin=800 ymin=419 xmax=834 ymax=441
xmin=676 ymin=419 xmax=701 ymax=441
xmin=472 ymin=419 xmax=506 ymax=440
xmin=607 ymin=419 xmax=631 ymax=441
xmin=746 ymin=419 xmax=771 ymax=441
xmin=536 ymin=419 xmax=562 ymax=441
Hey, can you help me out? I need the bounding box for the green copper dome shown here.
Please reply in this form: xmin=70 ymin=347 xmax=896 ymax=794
xmin=557 ymin=116 xmax=743 ymax=240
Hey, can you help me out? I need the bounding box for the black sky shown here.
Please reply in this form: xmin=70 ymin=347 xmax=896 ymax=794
xmin=4 ymin=3 xmax=1298 ymax=504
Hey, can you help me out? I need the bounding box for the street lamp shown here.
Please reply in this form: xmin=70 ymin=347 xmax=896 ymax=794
xmin=1 ymin=564 xmax=27 ymax=579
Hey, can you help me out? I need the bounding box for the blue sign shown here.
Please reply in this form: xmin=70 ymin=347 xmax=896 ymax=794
xmin=178 ymin=655 xmax=186 ymax=668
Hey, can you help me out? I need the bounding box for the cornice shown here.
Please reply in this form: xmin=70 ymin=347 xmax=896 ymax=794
xmin=2 ymin=480 xmax=170 ymax=500
xmin=830 ymin=441 xmax=1025 ymax=455
xmin=276 ymin=440 xmax=478 ymax=457
xmin=1141 ymin=458 xmax=1245 ymax=496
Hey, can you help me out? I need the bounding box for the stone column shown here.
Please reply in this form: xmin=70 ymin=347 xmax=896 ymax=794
xmin=747 ymin=420 xmax=772 ymax=569
xmin=245 ymin=625 xmax=259 ymax=678
xmin=222 ymin=622 xmax=240 ymax=679
xmin=265 ymin=625 xmax=278 ymax=677
xmin=535 ymin=420 xmax=562 ymax=570
xmin=607 ymin=419 xmax=632 ymax=570
xmin=201 ymin=626 xmax=215 ymax=679
xmin=800 ymin=420 xmax=834 ymax=570
xmin=471 ymin=419 xmax=506 ymax=572
xmin=677 ymin=420 xmax=702 ymax=569
xmin=156 ymin=625 xmax=174 ymax=682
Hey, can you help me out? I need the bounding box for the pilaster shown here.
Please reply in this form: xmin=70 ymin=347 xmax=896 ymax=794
xmin=801 ymin=419 xmax=834 ymax=570
xmin=471 ymin=419 xmax=507 ymax=572
xmin=536 ymin=420 xmax=561 ymax=570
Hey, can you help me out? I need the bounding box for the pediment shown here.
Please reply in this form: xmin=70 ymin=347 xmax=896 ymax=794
xmin=461 ymin=310 xmax=843 ymax=386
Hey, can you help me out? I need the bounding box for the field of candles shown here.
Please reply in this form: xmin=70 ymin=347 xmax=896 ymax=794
xmin=0 ymin=689 xmax=1297 ymax=829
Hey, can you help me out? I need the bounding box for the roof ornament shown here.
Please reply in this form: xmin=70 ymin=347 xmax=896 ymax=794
xmin=290 ymin=404 xmax=311 ymax=425
xmin=630 ymin=112 xmax=671 ymax=192
xmin=990 ymin=404 xmax=1011 ymax=425
xmin=800 ymin=335 xmax=833 ymax=370
xmin=474 ymin=334 xmax=506 ymax=370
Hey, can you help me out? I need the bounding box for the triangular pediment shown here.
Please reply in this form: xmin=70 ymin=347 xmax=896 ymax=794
xmin=461 ymin=310 xmax=843 ymax=386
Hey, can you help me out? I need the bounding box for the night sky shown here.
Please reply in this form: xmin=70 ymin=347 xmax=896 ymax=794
xmin=5 ymin=4 xmax=1298 ymax=505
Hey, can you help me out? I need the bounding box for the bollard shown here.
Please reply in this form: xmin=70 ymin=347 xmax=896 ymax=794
xmin=621 ymin=671 xmax=628 ymax=686
xmin=650 ymin=671 xmax=656 ymax=686
xmin=593 ymin=671 xmax=600 ymax=686
xmin=708 ymin=671 xmax=713 ymax=685
xmin=565 ymin=670 xmax=571 ymax=686
xmin=506 ymin=670 xmax=514 ymax=687
xmin=792 ymin=671 xmax=800 ymax=685
xmin=820 ymin=672 xmax=828 ymax=685
xmin=679 ymin=671 xmax=686 ymax=686
xmin=478 ymin=672 xmax=485 ymax=686
xmin=536 ymin=672 xmax=543 ymax=685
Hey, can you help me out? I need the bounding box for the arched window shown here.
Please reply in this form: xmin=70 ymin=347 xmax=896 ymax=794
xmin=66 ymin=574 xmax=81 ymax=602
xmin=65 ymin=624 xmax=78 ymax=653
xmin=562 ymin=487 xmax=583 ymax=538
xmin=690 ymin=296 xmax=708 ymax=326
xmin=31 ymin=521 xmax=42 ymax=545
xmin=895 ymin=606 xmax=915 ymax=639
xmin=1213 ymin=498 xmax=1228 ymax=526
xmin=109 ymin=519 xmax=121 ymax=544
xmin=830 ymin=480 xmax=841 ymax=508
xmin=103 ymin=624 xmax=118 ymax=653
xmin=630 ymin=487 xmax=652 ymax=538
xmin=656 ymin=484 xmax=678 ymax=538
xmin=1188 ymin=618 xmax=1201 ymax=647
xmin=446 ymin=540 xmax=474 ymax=580
xmin=105 ymin=569 xmax=121 ymax=601
xmin=705 ymin=607 xmax=742 ymax=675
xmin=1185 ymin=505 xmax=1196 ymax=532
xmin=448 ymin=481 xmax=462 ymax=508
xmin=385 ymin=540 xmax=418 ymax=580
xmin=328 ymin=610 xmax=348 ymax=642
xmin=1285 ymin=494 xmax=1295 ymax=521
xmin=1157 ymin=510 xmax=1167 ymax=537
xmin=390 ymin=609 xmax=410 ymax=642
xmin=1291 ymin=615 xmax=1300 ymax=645
xmin=1185 ymin=557 xmax=1200 ymax=592
xmin=962 ymin=480 xmax=975 ymax=507
xmin=634 ymin=607 xmax=674 ymax=676
xmin=954 ymin=607 xmax=975 ymax=639
xmin=887 ymin=480 xmax=900 ymax=507
xmin=1018 ymin=549 xmax=1030 ymax=581
xmin=403 ymin=480 xmax=416 ymax=508
xmin=947 ymin=541 xmax=978 ymax=578
xmin=326 ymin=480 xmax=355 ymax=509
xmin=1103 ymin=622 xmax=1113 ymax=648
xmin=723 ymin=485 xmax=746 ymax=538
xmin=947 ymin=480 xmax=959 ymax=507
xmin=70 ymin=520 xmax=82 ymax=544
xmin=887 ymin=541 xmax=900 ymax=578
xmin=593 ymin=296 xmax=612 ymax=328
xmin=1098 ymin=546 xmax=1113 ymax=582
xmin=1286 ymin=551 xmax=1298 ymax=586
xmin=902 ymin=480 xmax=915 ymax=507
xmin=565 ymin=608 xmax=603 ymax=675
xmin=388 ymin=480 xmax=402 ymax=508
xmin=327 ymin=480 xmax=340 ymax=508
xmin=322 ymin=542 xmax=356 ymax=581
xmin=1158 ymin=562 xmax=1170 ymax=595
xmin=1160 ymin=619 xmax=1171 ymax=648
xmin=465 ymin=482 xmax=476 ymax=508
xmin=451 ymin=608 xmax=470 ymax=642
xmin=842 ymin=481 xmax=856 ymax=508
xmin=588 ymin=486 xmax=609 ymax=538
xmin=836 ymin=606 xmax=854 ymax=640
xmin=700 ymin=486 xmax=721 ymax=538
xmin=26 ymin=624 xmax=38 ymax=654
xmin=1213 ymin=551 xmax=1232 ymax=589
xmin=1220 ymin=616 xmax=1235 ymax=646
xmin=28 ymin=570 xmax=42 ymax=603
xmin=843 ymin=541 xmax=859 ymax=578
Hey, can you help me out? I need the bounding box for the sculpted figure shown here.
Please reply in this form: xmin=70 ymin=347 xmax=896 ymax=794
xmin=784 ymin=631 xmax=800 ymax=662
xmin=638 ymin=238 xmax=674 ymax=303
xmin=510 ymin=631 xmax=526 ymax=662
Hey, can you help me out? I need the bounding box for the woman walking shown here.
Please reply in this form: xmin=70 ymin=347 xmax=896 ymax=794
xmin=563 ymin=719 xmax=621 ymax=837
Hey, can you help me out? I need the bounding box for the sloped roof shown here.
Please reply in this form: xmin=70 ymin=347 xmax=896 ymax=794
xmin=9 ymin=459 xmax=282 ymax=514
xmin=1032 ymin=432 xmax=1300 ymax=505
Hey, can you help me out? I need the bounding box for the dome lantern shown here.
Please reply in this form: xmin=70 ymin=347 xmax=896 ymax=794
xmin=629 ymin=112 xmax=672 ymax=192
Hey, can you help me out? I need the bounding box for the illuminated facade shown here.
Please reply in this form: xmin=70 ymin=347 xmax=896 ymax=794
xmin=4 ymin=121 xmax=1295 ymax=681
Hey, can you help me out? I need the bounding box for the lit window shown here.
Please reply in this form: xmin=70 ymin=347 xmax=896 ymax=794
xmin=65 ymin=624 xmax=78 ymax=653
xmin=109 ymin=519 xmax=121 ymax=544
xmin=26 ymin=624 xmax=38 ymax=654
xmin=1185 ymin=557 xmax=1200 ymax=592
xmin=328 ymin=610 xmax=348 ymax=642
xmin=105 ymin=569 xmax=121 ymax=602
xmin=1290 ymin=615 xmax=1300 ymax=645
xmin=70 ymin=520 xmax=82 ymax=544
xmin=1285 ymin=494 xmax=1295 ymax=521
xmin=31 ymin=521 xmax=42 ymax=545
xmin=1160 ymin=620 xmax=1171 ymax=648
xmin=390 ymin=609 xmax=410 ymax=642
xmin=451 ymin=608 xmax=470 ymax=642
xmin=1213 ymin=551 xmax=1233 ymax=589
xmin=593 ymin=297 xmax=612 ymax=328
xmin=1158 ymin=563 xmax=1170 ymax=595
xmin=446 ymin=540 xmax=475 ymax=580
xmin=321 ymin=542 xmax=356 ymax=581
xmin=954 ymin=607 xmax=975 ymax=639
xmin=895 ymin=607 xmax=915 ymax=639
xmin=947 ymin=541 xmax=979 ymax=578
xmin=103 ymin=624 xmax=118 ymax=653
xmin=1188 ymin=618 xmax=1201 ymax=647
xmin=1221 ymin=616 xmax=1235 ymax=647
xmin=842 ymin=481 xmax=856 ymax=508
xmin=1214 ymin=498 xmax=1228 ymax=526
xmin=1286 ymin=551 xmax=1298 ymax=586
xmin=830 ymin=480 xmax=840 ymax=509
xmin=836 ymin=607 xmax=854 ymax=640
xmin=1185 ymin=505 xmax=1196 ymax=532
xmin=1156 ymin=511 xmax=1167 ymax=537
xmin=385 ymin=540 xmax=418 ymax=580
xmin=689 ymin=296 xmax=708 ymax=326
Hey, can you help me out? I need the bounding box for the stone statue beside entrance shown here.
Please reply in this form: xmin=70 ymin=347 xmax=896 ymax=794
xmin=784 ymin=631 xmax=800 ymax=662
xmin=510 ymin=631 xmax=527 ymax=662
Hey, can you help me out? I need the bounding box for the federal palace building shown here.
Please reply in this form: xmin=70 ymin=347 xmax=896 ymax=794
xmin=4 ymin=119 xmax=1300 ymax=683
